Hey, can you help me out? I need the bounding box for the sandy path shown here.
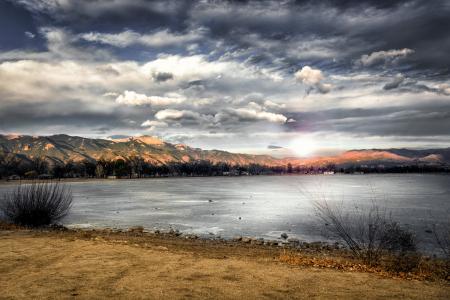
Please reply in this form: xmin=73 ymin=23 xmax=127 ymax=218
xmin=0 ymin=231 xmax=448 ymax=299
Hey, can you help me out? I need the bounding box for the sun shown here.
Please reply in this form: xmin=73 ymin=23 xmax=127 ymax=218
xmin=290 ymin=137 xmax=318 ymax=157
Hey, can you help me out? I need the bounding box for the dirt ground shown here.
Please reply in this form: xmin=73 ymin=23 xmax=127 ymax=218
xmin=0 ymin=229 xmax=448 ymax=300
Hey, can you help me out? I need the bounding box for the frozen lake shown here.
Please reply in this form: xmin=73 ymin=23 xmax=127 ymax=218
xmin=1 ymin=174 xmax=449 ymax=253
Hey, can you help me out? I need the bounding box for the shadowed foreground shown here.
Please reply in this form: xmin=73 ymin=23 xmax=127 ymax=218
xmin=0 ymin=230 xmax=448 ymax=299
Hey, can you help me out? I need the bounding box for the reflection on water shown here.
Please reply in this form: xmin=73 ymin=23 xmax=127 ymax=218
xmin=1 ymin=174 xmax=449 ymax=253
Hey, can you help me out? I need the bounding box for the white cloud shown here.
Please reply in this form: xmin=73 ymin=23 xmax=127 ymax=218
xmin=140 ymin=54 xmax=280 ymax=82
xmin=80 ymin=29 xmax=204 ymax=48
xmin=437 ymin=84 xmax=450 ymax=95
xmin=155 ymin=109 xmax=205 ymax=121
xmin=358 ymin=48 xmax=414 ymax=67
xmin=141 ymin=120 xmax=168 ymax=127
xmin=215 ymin=108 xmax=287 ymax=124
xmin=140 ymin=120 xmax=169 ymax=131
xmin=295 ymin=66 xmax=332 ymax=94
xmin=102 ymin=92 xmax=119 ymax=97
xmin=25 ymin=31 xmax=35 ymax=38
xmin=115 ymin=91 xmax=185 ymax=106
xmin=295 ymin=66 xmax=324 ymax=85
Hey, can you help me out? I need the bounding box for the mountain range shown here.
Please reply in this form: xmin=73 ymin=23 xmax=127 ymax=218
xmin=1 ymin=134 xmax=449 ymax=168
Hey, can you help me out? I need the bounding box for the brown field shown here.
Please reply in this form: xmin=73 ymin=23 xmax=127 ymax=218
xmin=0 ymin=228 xmax=449 ymax=300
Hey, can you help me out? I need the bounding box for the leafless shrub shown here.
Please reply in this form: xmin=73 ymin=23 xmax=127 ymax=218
xmin=313 ymin=199 xmax=420 ymax=270
xmin=0 ymin=182 xmax=72 ymax=227
xmin=314 ymin=200 xmax=385 ymax=264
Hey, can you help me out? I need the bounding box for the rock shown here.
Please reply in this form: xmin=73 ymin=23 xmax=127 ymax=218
xmin=169 ymin=229 xmax=181 ymax=236
xmin=241 ymin=237 xmax=252 ymax=243
xmin=264 ymin=240 xmax=275 ymax=246
xmin=208 ymin=199 xmax=213 ymax=203
xmin=185 ymin=234 xmax=198 ymax=239
xmin=128 ymin=226 xmax=144 ymax=234
xmin=287 ymin=238 xmax=300 ymax=247
xmin=233 ymin=236 xmax=243 ymax=242
xmin=238 ymin=217 xmax=242 ymax=220
xmin=281 ymin=233 xmax=288 ymax=239
xmin=251 ymin=238 xmax=264 ymax=245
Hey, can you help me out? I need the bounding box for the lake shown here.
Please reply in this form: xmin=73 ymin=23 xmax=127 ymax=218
xmin=1 ymin=174 xmax=449 ymax=253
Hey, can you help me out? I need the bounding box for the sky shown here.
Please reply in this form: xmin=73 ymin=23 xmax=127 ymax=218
xmin=0 ymin=0 xmax=449 ymax=156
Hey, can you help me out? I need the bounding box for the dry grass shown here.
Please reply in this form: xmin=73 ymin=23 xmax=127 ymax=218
xmin=0 ymin=228 xmax=449 ymax=299
xmin=279 ymin=250 xmax=449 ymax=281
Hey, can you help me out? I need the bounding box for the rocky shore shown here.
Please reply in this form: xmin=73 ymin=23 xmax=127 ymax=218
xmin=91 ymin=225 xmax=340 ymax=252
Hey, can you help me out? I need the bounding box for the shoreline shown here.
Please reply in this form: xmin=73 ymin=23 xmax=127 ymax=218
xmin=1 ymin=172 xmax=449 ymax=185
xmin=1 ymin=225 xmax=449 ymax=299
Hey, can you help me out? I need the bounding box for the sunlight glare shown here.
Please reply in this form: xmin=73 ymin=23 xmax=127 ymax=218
xmin=290 ymin=137 xmax=317 ymax=157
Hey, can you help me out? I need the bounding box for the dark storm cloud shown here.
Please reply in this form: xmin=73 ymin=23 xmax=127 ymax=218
xmin=186 ymin=0 xmax=449 ymax=74
xmin=10 ymin=0 xmax=450 ymax=74
xmin=0 ymin=100 xmax=148 ymax=133
xmin=2 ymin=0 xmax=450 ymax=150
xmin=383 ymin=74 xmax=405 ymax=90
xmin=14 ymin=0 xmax=194 ymax=33
xmin=152 ymin=71 xmax=174 ymax=83
xmin=286 ymin=103 xmax=450 ymax=137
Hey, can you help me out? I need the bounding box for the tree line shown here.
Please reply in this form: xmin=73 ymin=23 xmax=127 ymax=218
xmin=0 ymin=154 xmax=448 ymax=179
xmin=0 ymin=156 xmax=293 ymax=179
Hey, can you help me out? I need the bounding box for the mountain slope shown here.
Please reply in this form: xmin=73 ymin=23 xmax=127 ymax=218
xmin=0 ymin=134 xmax=281 ymax=166
xmin=0 ymin=134 xmax=449 ymax=167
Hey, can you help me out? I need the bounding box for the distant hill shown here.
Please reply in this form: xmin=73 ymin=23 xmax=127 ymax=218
xmin=0 ymin=134 xmax=449 ymax=168
xmin=0 ymin=134 xmax=280 ymax=167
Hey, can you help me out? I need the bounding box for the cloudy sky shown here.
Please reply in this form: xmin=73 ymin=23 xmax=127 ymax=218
xmin=1 ymin=0 xmax=449 ymax=156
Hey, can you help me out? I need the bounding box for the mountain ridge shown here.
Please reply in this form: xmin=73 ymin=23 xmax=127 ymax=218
xmin=1 ymin=134 xmax=449 ymax=168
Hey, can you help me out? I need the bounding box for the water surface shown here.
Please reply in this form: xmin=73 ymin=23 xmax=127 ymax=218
xmin=1 ymin=174 xmax=449 ymax=253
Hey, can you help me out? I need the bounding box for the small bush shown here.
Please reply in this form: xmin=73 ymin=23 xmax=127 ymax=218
xmin=380 ymin=222 xmax=421 ymax=272
xmin=314 ymin=200 xmax=420 ymax=269
xmin=0 ymin=182 xmax=72 ymax=227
